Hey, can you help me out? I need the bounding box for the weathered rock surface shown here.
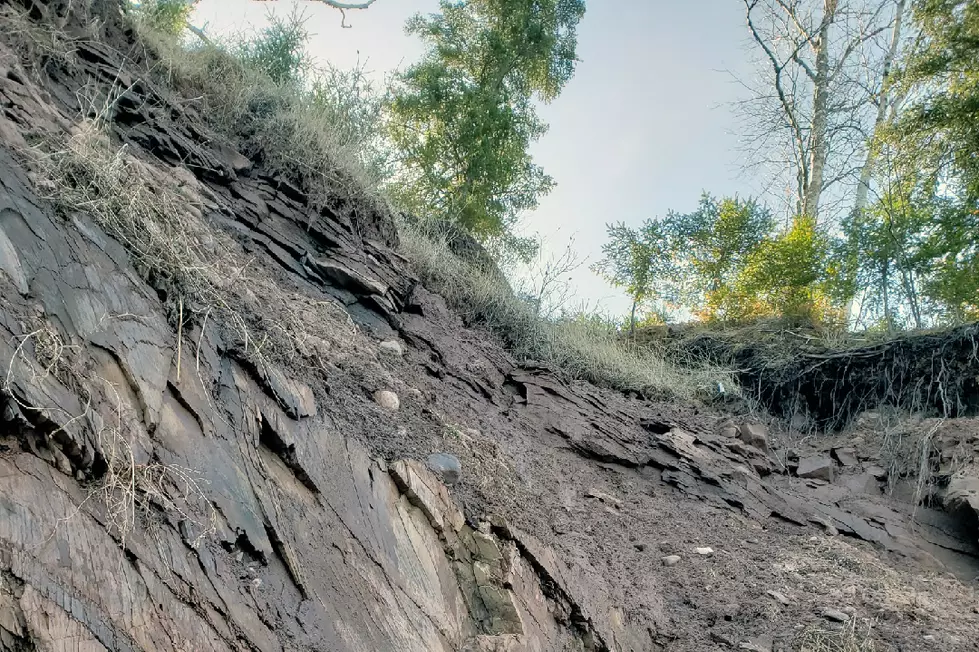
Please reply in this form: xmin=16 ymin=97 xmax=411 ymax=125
xmin=0 ymin=2 xmax=977 ymax=651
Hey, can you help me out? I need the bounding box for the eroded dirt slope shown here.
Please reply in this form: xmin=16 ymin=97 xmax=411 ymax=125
xmin=0 ymin=2 xmax=977 ymax=651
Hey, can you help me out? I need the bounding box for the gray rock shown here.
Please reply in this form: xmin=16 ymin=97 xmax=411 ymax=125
xmin=797 ymin=455 xmax=835 ymax=482
xmin=694 ymin=547 xmax=714 ymax=556
xmin=943 ymin=475 xmax=979 ymax=523
xmin=426 ymin=452 xmax=461 ymax=485
xmin=738 ymin=423 xmax=770 ymax=452
xmin=822 ymin=608 xmax=851 ymax=622
xmin=832 ymin=447 xmax=858 ymax=467
xmin=739 ymin=636 xmax=773 ymax=652
xmin=379 ymin=339 xmax=405 ymax=356
xmin=661 ymin=555 xmax=681 ymax=567
xmin=720 ymin=426 xmax=739 ymax=438
xmin=866 ymin=465 xmax=888 ymax=480
xmin=374 ymin=390 xmax=400 ymax=411
xmin=810 ymin=516 xmax=839 ymax=537
xmin=585 ymin=488 xmax=622 ymax=508
xmin=766 ymin=590 xmax=791 ymax=606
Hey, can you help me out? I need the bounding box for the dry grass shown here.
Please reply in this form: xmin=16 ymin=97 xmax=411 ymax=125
xmin=1 ymin=323 xmax=215 ymax=547
xmin=0 ymin=5 xmax=79 ymax=75
xmin=400 ymin=221 xmax=736 ymax=402
xmin=135 ymin=22 xmax=389 ymax=220
xmin=795 ymin=620 xmax=877 ymax=652
xmin=31 ymin=108 xmax=367 ymax=366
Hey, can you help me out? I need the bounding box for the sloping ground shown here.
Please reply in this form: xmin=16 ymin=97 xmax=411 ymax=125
xmin=0 ymin=2 xmax=978 ymax=651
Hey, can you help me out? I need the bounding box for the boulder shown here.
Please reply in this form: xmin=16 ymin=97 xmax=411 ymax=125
xmin=797 ymin=455 xmax=835 ymax=482
xmin=738 ymin=423 xmax=770 ymax=452
xmin=426 ymin=452 xmax=462 ymax=485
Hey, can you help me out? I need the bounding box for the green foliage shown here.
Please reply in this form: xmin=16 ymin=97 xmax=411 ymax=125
xmin=235 ymin=9 xmax=312 ymax=84
xmin=590 ymin=219 xmax=675 ymax=329
xmin=593 ymin=194 xmax=786 ymax=326
xmin=897 ymin=0 xmax=979 ymax=201
xmin=386 ymin=0 xmax=585 ymax=257
xmin=731 ymin=215 xmax=839 ymax=323
xmin=859 ymin=0 xmax=979 ymax=324
xmin=136 ymin=0 xmax=192 ymax=36
xmin=666 ymin=194 xmax=775 ymax=318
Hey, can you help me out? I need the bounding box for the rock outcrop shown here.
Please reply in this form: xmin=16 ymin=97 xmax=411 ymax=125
xmin=1 ymin=2 xmax=978 ymax=651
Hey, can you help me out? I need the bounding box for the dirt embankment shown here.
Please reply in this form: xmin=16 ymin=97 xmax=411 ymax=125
xmin=646 ymin=323 xmax=979 ymax=431
xmin=0 ymin=2 xmax=978 ymax=651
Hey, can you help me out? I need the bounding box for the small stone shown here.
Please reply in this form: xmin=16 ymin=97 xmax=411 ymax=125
xmin=738 ymin=423 xmax=770 ymax=452
xmin=797 ymin=455 xmax=835 ymax=482
xmin=720 ymin=426 xmax=739 ymax=438
xmin=634 ymin=542 xmax=647 ymax=552
xmin=810 ymin=516 xmax=839 ymax=537
xmin=251 ymin=577 xmax=262 ymax=588
xmin=379 ymin=339 xmax=405 ymax=356
xmin=585 ymin=488 xmax=623 ymax=508
xmin=426 ymin=452 xmax=461 ymax=485
xmin=694 ymin=547 xmax=714 ymax=556
xmin=374 ymin=390 xmax=400 ymax=411
xmin=739 ymin=637 xmax=772 ymax=652
xmin=822 ymin=608 xmax=850 ymax=622
xmin=766 ymin=590 xmax=791 ymax=606
xmin=866 ymin=465 xmax=888 ymax=480
xmin=832 ymin=447 xmax=859 ymax=467
xmin=661 ymin=555 xmax=681 ymax=566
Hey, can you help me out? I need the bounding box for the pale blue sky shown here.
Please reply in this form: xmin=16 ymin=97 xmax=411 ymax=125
xmin=192 ymin=0 xmax=762 ymax=316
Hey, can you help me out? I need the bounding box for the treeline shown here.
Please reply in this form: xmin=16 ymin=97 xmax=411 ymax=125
xmin=596 ymin=0 xmax=978 ymax=332
xmin=141 ymin=0 xmax=977 ymax=335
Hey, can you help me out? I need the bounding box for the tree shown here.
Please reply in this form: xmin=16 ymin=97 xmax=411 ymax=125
xmin=738 ymin=0 xmax=906 ymax=223
xmin=591 ymin=221 xmax=678 ymax=334
xmin=865 ymin=0 xmax=979 ymax=322
xmin=386 ymin=0 xmax=586 ymax=257
xmin=732 ymin=214 xmax=838 ymax=322
xmin=667 ymin=194 xmax=776 ymax=319
xmin=592 ymin=195 xmax=776 ymax=327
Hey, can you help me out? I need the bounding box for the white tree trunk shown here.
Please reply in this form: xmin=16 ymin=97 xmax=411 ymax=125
xmin=851 ymin=0 xmax=906 ymax=220
xmin=802 ymin=0 xmax=838 ymax=220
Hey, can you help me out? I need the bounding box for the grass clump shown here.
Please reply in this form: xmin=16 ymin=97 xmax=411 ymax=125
xmin=796 ymin=621 xmax=877 ymax=652
xmin=136 ymin=9 xmax=391 ymax=219
xmin=400 ymin=221 xmax=735 ymax=401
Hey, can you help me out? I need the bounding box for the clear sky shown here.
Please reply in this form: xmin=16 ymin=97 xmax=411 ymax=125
xmin=192 ymin=0 xmax=762 ymax=316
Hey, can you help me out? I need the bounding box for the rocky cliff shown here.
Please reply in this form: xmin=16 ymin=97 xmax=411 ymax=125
xmin=1 ymin=2 xmax=978 ymax=651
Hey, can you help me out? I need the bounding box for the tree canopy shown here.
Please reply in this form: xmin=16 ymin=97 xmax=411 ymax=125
xmin=386 ymin=0 xmax=585 ymax=257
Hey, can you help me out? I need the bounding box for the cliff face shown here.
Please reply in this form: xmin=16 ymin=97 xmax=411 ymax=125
xmin=1 ymin=2 xmax=978 ymax=652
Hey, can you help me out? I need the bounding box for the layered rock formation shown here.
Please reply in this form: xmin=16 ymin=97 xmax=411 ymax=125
xmin=1 ymin=1 xmax=978 ymax=651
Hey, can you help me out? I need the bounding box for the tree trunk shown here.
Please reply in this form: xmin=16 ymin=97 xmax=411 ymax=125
xmin=851 ymin=0 xmax=907 ymax=221
xmin=802 ymin=0 xmax=838 ymax=220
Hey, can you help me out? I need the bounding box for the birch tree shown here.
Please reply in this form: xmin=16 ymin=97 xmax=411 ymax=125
xmin=737 ymin=0 xmax=906 ymax=224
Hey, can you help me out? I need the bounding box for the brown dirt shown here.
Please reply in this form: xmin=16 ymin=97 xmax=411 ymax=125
xmin=0 ymin=1 xmax=976 ymax=651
